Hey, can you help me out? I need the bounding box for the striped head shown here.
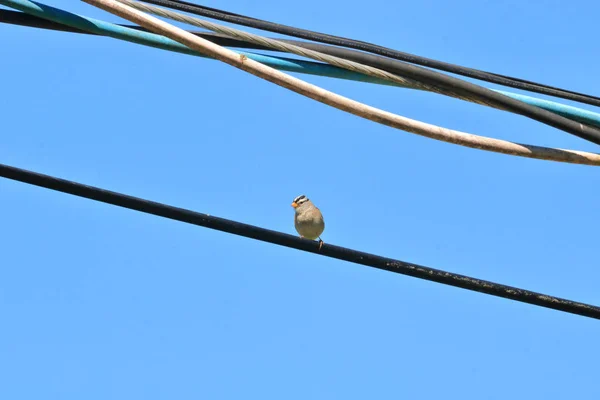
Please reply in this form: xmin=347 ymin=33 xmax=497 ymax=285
xmin=291 ymin=194 xmax=310 ymax=210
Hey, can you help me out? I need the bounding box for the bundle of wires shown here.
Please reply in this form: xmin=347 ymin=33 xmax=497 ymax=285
xmin=2 ymin=0 xmax=600 ymax=166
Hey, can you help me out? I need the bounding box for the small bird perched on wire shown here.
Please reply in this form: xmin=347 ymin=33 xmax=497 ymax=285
xmin=291 ymin=194 xmax=325 ymax=250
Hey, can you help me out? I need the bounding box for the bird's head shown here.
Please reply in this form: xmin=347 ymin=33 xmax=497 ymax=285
xmin=291 ymin=194 xmax=310 ymax=210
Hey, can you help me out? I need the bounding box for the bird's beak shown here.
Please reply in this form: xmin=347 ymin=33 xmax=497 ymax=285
xmin=291 ymin=202 xmax=298 ymax=208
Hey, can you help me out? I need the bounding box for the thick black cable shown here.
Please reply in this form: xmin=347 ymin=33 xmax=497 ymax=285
xmin=0 ymin=10 xmax=269 ymax=49
xmin=5 ymin=11 xmax=600 ymax=145
xmin=140 ymin=0 xmax=600 ymax=109
xmin=1 ymin=161 xmax=599 ymax=320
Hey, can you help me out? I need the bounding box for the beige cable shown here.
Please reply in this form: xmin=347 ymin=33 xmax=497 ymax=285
xmin=82 ymin=0 xmax=600 ymax=166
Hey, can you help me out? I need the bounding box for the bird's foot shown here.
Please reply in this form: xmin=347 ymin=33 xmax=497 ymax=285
xmin=318 ymin=238 xmax=324 ymax=251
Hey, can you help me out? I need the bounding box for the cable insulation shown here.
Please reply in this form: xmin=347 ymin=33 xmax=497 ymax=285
xmin=1 ymin=161 xmax=599 ymax=320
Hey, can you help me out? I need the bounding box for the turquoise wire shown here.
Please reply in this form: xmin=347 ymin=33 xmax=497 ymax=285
xmin=4 ymin=0 xmax=600 ymax=129
xmin=1 ymin=0 xmax=399 ymax=86
xmin=495 ymin=90 xmax=600 ymax=130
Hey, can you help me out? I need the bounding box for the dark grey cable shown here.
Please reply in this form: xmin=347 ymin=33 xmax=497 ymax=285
xmin=1 ymin=161 xmax=598 ymax=320
xmin=140 ymin=0 xmax=600 ymax=108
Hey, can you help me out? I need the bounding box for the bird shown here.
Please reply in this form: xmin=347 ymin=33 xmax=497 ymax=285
xmin=291 ymin=194 xmax=325 ymax=250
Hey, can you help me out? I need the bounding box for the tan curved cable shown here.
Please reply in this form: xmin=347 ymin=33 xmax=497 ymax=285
xmin=83 ymin=0 xmax=600 ymax=166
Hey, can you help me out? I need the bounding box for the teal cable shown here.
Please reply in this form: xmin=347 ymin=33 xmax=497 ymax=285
xmin=496 ymin=90 xmax=600 ymax=130
xmin=2 ymin=0 xmax=399 ymax=87
xmin=4 ymin=0 xmax=600 ymax=129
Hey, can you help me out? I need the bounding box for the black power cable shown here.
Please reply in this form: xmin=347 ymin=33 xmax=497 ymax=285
xmin=140 ymin=0 xmax=600 ymax=109
xmin=0 ymin=10 xmax=269 ymax=49
xmin=4 ymin=11 xmax=600 ymax=144
xmin=1 ymin=161 xmax=599 ymax=320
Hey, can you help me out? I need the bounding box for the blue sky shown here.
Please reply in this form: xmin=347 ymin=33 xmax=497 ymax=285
xmin=2 ymin=0 xmax=599 ymax=398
